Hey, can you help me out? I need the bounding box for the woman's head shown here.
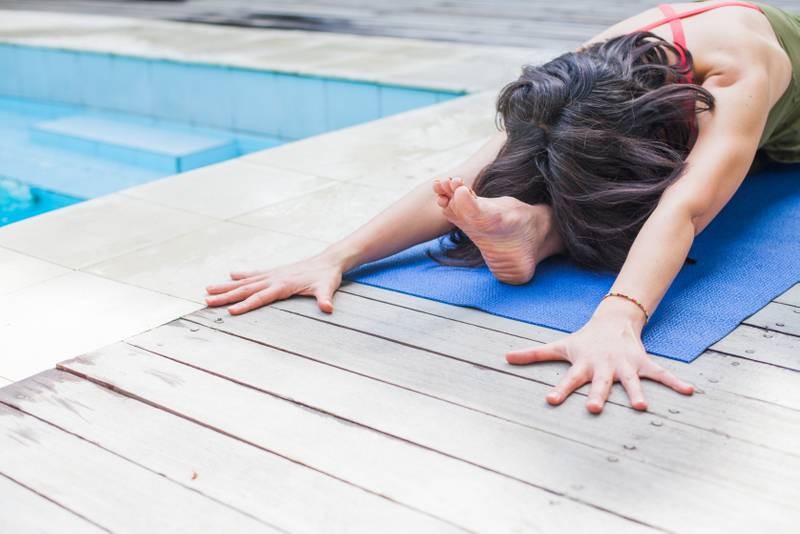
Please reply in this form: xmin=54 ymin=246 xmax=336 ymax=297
xmin=443 ymin=32 xmax=714 ymax=271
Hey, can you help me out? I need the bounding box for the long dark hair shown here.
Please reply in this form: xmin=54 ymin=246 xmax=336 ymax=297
xmin=442 ymin=32 xmax=714 ymax=271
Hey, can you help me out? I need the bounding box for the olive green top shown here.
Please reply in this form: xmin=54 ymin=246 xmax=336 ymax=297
xmin=688 ymin=2 xmax=800 ymax=161
xmin=756 ymin=4 xmax=800 ymax=162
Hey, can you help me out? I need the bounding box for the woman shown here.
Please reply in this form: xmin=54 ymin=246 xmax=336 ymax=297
xmin=206 ymin=2 xmax=800 ymax=413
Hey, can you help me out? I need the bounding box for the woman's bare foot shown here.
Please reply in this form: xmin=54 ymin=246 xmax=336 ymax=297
xmin=433 ymin=177 xmax=563 ymax=284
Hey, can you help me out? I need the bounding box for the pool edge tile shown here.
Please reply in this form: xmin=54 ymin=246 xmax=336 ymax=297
xmin=0 ymin=247 xmax=73 ymax=296
xmin=0 ymin=270 xmax=204 ymax=382
xmin=0 ymin=193 xmax=218 ymax=270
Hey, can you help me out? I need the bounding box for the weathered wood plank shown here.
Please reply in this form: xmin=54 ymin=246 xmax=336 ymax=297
xmin=711 ymin=324 xmax=800 ymax=371
xmin=135 ymin=317 xmax=800 ymax=498
xmin=745 ymin=301 xmax=800 ymax=337
xmin=245 ymin=292 xmax=800 ymax=448
xmin=775 ymin=284 xmax=800 ymax=307
xmin=342 ymin=283 xmax=800 ymax=407
xmin=0 ymin=370 xmax=452 ymax=534
xmin=0 ymin=403 xmax=275 ymax=533
xmin=57 ymin=343 xmax=648 ymax=534
xmin=119 ymin=324 xmax=799 ymax=532
xmin=2 ymin=0 xmax=796 ymax=48
xmin=0 ymin=473 xmax=104 ymax=534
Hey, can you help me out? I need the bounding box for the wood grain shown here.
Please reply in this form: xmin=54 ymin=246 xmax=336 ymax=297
xmin=219 ymin=292 xmax=800 ymax=452
xmin=1 ymin=0 xmax=797 ymax=48
xmin=0 ymin=370 xmax=455 ymax=534
xmin=0 ymin=403 xmax=276 ymax=533
xmin=58 ymin=343 xmax=642 ymax=534
xmin=342 ymin=283 xmax=800 ymax=403
xmin=116 ymin=320 xmax=799 ymax=532
xmin=0 ymin=472 xmax=104 ymax=534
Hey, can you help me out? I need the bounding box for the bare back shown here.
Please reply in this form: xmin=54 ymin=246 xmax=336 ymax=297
xmin=584 ymin=2 xmax=793 ymax=112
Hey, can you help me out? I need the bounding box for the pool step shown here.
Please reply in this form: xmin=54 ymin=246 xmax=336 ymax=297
xmin=30 ymin=116 xmax=237 ymax=173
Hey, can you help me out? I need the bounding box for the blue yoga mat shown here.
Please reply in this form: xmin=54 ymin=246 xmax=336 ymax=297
xmin=347 ymin=165 xmax=800 ymax=362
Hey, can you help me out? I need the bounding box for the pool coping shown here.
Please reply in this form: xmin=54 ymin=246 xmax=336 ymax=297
xmin=0 ymin=10 xmax=559 ymax=382
xmin=0 ymin=10 xmax=560 ymax=93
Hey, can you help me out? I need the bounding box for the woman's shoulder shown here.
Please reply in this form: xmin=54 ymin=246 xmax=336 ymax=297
xmin=581 ymin=2 xmax=775 ymax=50
xmin=579 ymin=3 xmax=789 ymax=90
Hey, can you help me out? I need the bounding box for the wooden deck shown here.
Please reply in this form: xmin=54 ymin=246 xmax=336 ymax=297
xmin=0 ymin=2 xmax=799 ymax=531
xmin=1 ymin=0 xmax=798 ymax=49
xmin=1 ymin=280 xmax=799 ymax=532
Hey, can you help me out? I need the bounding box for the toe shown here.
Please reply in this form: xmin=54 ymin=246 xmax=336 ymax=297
xmin=451 ymin=185 xmax=481 ymax=219
xmin=433 ymin=179 xmax=450 ymax=197
xmin=445 ymin=177 xmax=461 ymax=196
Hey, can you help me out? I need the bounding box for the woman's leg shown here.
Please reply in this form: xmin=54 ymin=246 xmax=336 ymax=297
xmin=434 ymin=178 xmax=565 ymax=284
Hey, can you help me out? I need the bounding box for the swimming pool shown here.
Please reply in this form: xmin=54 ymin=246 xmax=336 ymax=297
xmin=0 ymin=43 xmax=463 ymax=226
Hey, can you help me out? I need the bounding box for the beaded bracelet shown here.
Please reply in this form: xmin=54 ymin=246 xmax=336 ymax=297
xmin=602 ymin=291 xmax=650 ymax=323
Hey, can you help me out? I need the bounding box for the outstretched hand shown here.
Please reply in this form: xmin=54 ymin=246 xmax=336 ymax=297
xmin=205 ymin=253 xmax=344 ymax=315
xmin=507 ymin=313 xmax=694 ymax=413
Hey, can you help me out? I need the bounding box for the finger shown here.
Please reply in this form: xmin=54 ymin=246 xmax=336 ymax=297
xmin=436 ymin=194 xmax=450 ymax=208
xmin=506 ymin=342 xmax=567 ymax=365
xmin=228 ymin=284 xmax=289 ymax=315
xmin=586 ymin=368 xmax=614 ymax=414
xmin=618 ymin=367 xmax=648 ymax=411
xmin=313 ymin=283 xmax=336 ymax=314
xmin=640 ymin=362 xmax=695 ymax=396
xmin=205 ymin=280 xmax=269 ymax=307
xmin=206 ymin=274 xmax=268 ymax=295
xmin=230 ymin=270 xmax=267 ymax=280
xmin=546 ymin=364 xmax=590 ymax=406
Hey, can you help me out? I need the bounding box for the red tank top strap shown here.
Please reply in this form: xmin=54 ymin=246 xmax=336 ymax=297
xmin=658 ymin=4 xmax=689 ymax=68
xmin=633 ymin=2 xmax=763 ymax=84
xmin=636 ymin=1 xmax=763 ymax=34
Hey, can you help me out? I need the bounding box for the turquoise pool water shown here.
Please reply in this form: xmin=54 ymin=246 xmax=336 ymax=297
xmin=0 ymin=43 xmax=463 ymax=226
xmin=0 ymin=175 xmax=78 ymax=226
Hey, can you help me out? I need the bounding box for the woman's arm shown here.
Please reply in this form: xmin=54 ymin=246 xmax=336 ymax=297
xmin=327 ymin=131 xmax=507 ymax=273
xmin=205 ymin=131 xmax=507 ymax=314
xmin=508 ymin=49 xmax=778 ymax=413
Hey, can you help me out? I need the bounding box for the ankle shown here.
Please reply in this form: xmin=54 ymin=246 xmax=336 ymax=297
xmin=532 ymin=205 xmax=564 ymax=259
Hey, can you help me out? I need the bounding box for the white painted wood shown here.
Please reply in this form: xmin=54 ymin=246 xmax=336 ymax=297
xmin=745 ymin=302 xmax=800 ymax=337
xmin=711 ymin=324 xmax=800 ymax=371
xmin=0 ymin=370 xmax=455 ymax=534
xmin=4 ymin=0 xmax=795 ymax=49
xmin=775 ymin=284 xmax=800 ymax=307
xmin=0 ymin=473 xmax=104 ymax=534
xmin=0 ymin=404 xmax=275 ymax=533
xmin=176 ymin=309 xmax=800 ymax=486
xmin=342 ymin=283 xmax=800 ymax=407
xmin=57 ymin=344 xmax=646 ymax=534
xmin=245 ymin=293 xmax=800 ymax=448
xmin=110 ymin=328 xmax=800 ymax=532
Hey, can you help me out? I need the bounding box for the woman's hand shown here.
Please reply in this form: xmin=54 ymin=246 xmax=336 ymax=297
xmin=506 ymin=299 xmax=694 ymax=413
xmin=204 ymin=250 xmax=345 ymax=315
